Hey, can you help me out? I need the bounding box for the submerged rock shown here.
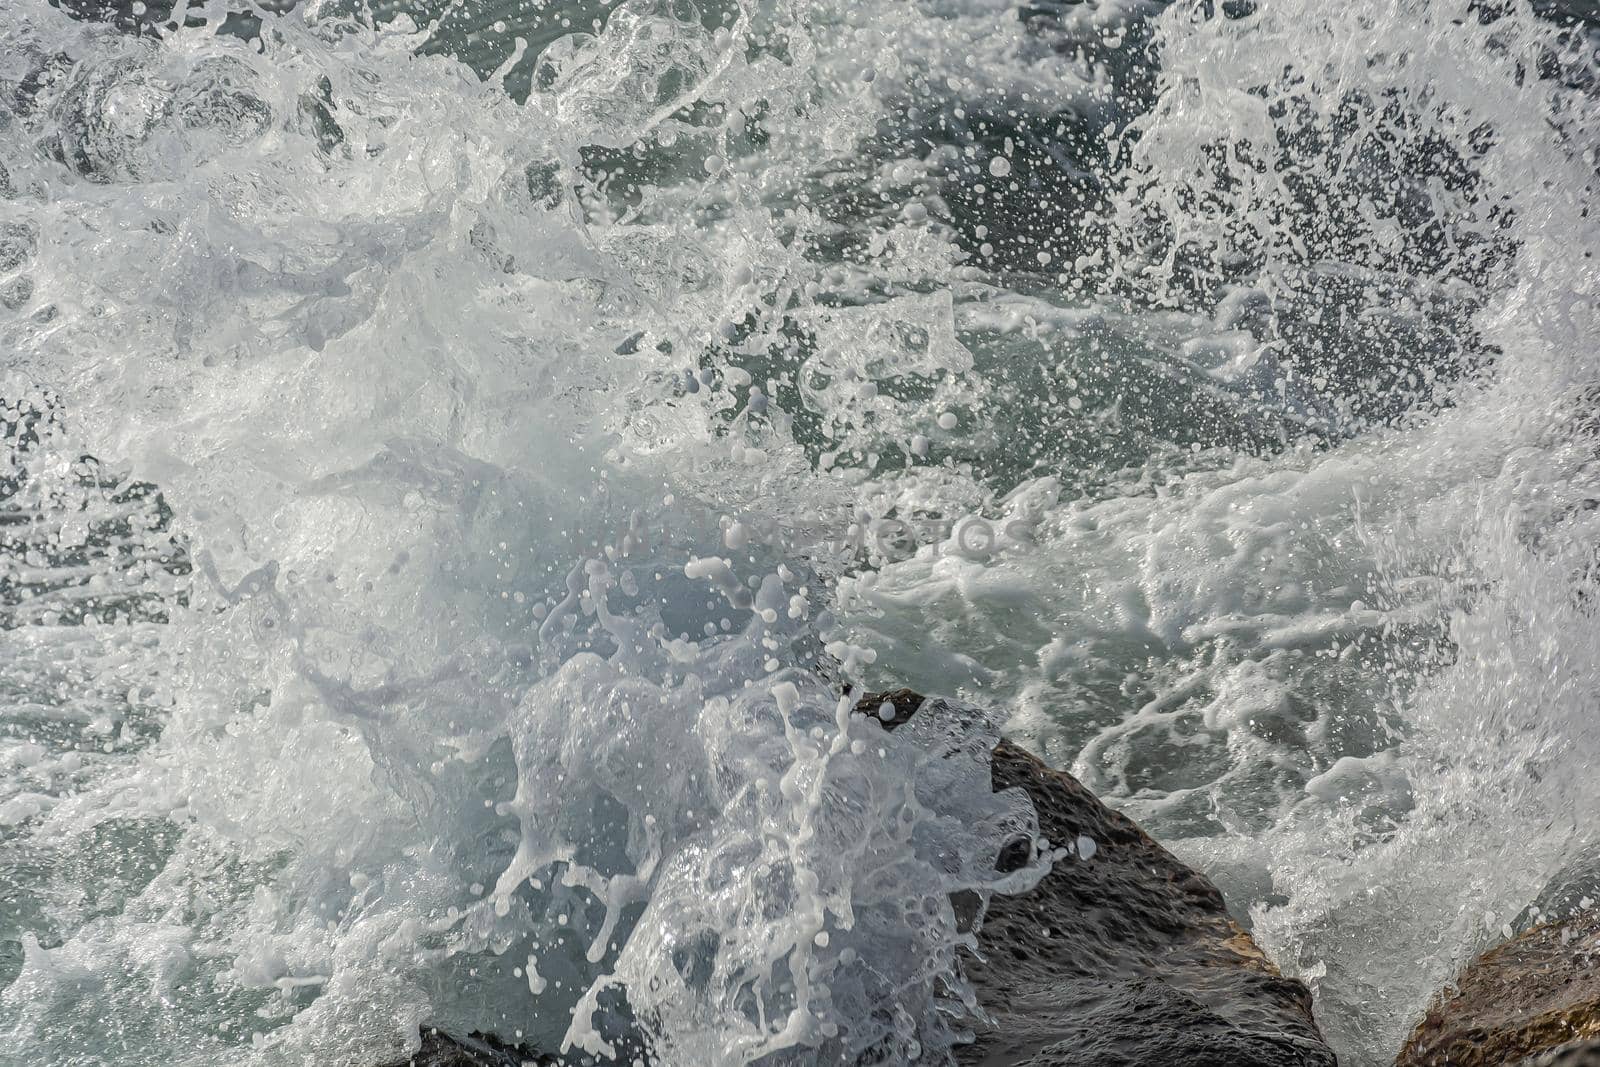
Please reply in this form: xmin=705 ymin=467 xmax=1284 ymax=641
xmin=1396 ymin=909 xmax=1600 ymax=1067
xmin=857 ymin=690 xmax=1335 ymax=1067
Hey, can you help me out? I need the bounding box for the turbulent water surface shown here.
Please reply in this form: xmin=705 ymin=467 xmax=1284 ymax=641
xmin=2 ymin=0 xmax=1599 ymax=1063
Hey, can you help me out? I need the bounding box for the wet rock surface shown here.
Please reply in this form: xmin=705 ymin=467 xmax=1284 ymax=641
xmin=376 ymin=1027 xmax=554 ymax=1067
xmin=386 ymin=691 xmax=1334 ymax=1067
xmin=855 ymin=690 xmax=1335 ymax=1067
xmin=1397 ymin=909 xmax=1600 ymax=1067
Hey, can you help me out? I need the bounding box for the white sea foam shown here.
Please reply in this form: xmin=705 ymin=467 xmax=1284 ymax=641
xmin=0 ymin=2 xmax=1050 ymax=1062
xmin=837 ymin=2 xmax=1600 ymax=1062
xmin=2 ymin=0 xmax=1598 ymax=1064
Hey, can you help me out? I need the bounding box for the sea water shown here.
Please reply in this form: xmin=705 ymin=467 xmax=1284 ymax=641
xmin=1 ymin=0 xmax=1597 ymax=1063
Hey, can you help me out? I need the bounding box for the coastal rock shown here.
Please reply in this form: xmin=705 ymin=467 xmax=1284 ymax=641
xmin=857 ymin=690 xmax=1335 ymax=1067
xmin=385 ymin=691 xmax=1334 ymax=1067
xmin=1396 ymin=909 xmax=1600 ymax=1067
xmin=376 ymin=1027 xmax=552 ymax=1067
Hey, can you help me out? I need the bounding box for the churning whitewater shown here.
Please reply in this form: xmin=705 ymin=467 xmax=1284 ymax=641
xmin=1 ymin=0 xmax=1598 ymax=1064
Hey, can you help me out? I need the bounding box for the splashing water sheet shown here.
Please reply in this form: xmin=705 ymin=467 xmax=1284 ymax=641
xmin=0 ymin=0 xmax=1597 ymax=1063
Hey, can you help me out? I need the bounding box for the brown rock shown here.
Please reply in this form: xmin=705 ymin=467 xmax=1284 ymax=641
xmin=856 ymin=690 xmax=1335 ymax=1067
xmin=1396 ymin=909 xmax=1600 ymax=1067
